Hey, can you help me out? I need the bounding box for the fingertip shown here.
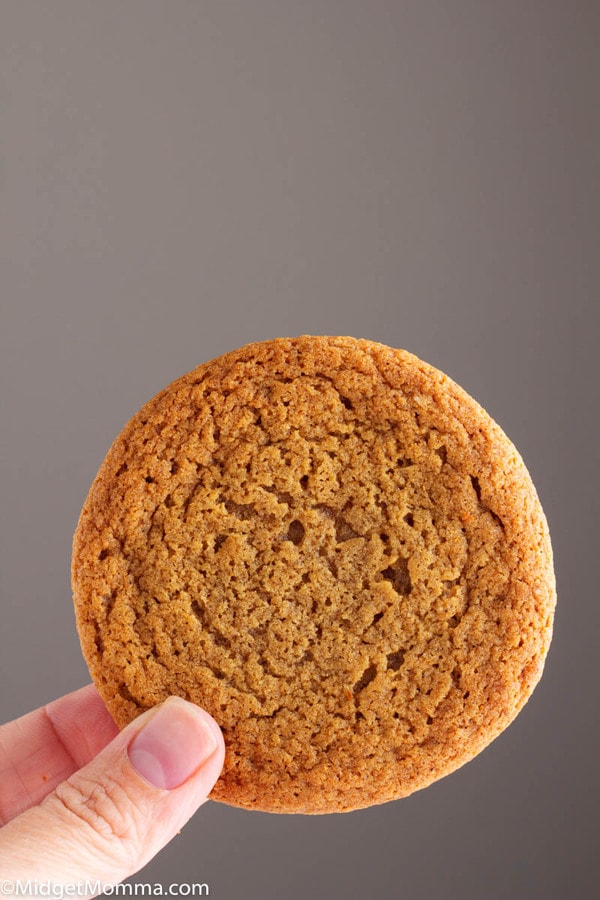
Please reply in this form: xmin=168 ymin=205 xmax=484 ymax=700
xmin=181 ymin=699 xmax=226 ymax=758
xmin=127 ymin=697 xmax=225 ymax=792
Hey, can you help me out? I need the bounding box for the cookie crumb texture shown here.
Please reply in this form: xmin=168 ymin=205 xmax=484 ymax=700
xmin=72 ymin=336 xmax=555 ymax=813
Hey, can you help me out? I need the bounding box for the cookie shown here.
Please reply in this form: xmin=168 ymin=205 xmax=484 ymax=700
xmin=72 ymin=336 xmax=555 ymax=813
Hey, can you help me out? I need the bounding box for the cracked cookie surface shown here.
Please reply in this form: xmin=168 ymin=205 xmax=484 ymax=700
xmin=72 ymin=336 xmax=555 ymax=813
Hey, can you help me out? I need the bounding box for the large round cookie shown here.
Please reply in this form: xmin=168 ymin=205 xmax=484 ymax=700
xmin=72 ymin=336 xmax=555 ymax=813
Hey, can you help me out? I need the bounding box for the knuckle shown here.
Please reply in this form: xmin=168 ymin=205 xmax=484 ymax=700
xmin=47 ymin=771 xmax=145 ymax=859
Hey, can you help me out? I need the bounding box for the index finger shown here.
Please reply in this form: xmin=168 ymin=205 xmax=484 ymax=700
xmin=0 ymin=684 xmax=119 ymax=826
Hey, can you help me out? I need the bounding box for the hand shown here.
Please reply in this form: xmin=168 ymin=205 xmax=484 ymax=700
xmin=0 ymin=685 xmax=225 ymax=893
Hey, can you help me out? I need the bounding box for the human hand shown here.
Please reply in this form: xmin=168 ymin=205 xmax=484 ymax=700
xmin=0 ymin=685 xmax=225 ymax=894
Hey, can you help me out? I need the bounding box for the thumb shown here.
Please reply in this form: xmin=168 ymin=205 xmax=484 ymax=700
xmin=0 ymin=697 xmax=225 ymax=892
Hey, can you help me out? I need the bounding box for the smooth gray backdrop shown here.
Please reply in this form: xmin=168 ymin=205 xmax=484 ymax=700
xmin=1 ymin=2 xmax=598 ymax=898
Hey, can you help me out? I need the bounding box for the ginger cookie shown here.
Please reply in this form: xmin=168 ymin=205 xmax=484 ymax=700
xmin=72 ymin=336 xmax=555 ymax=813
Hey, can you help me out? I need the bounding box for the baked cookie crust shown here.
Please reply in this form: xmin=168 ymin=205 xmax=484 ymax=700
xmin=72 ymin=336 xmax=555 ymax=813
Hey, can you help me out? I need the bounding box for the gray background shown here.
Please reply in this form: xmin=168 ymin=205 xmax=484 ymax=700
xmin=1 ymin=2 xmax=598 ymax=898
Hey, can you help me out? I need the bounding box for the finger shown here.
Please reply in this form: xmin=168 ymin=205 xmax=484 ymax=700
xmin=0 ymin=685 xmax=118 ymax=825
xmin=0 ymin=697 xmax=225 ymax=893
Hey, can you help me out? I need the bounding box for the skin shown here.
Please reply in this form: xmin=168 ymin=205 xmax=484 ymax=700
xmin=0 ymin=685 xmax=225 ymax=895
